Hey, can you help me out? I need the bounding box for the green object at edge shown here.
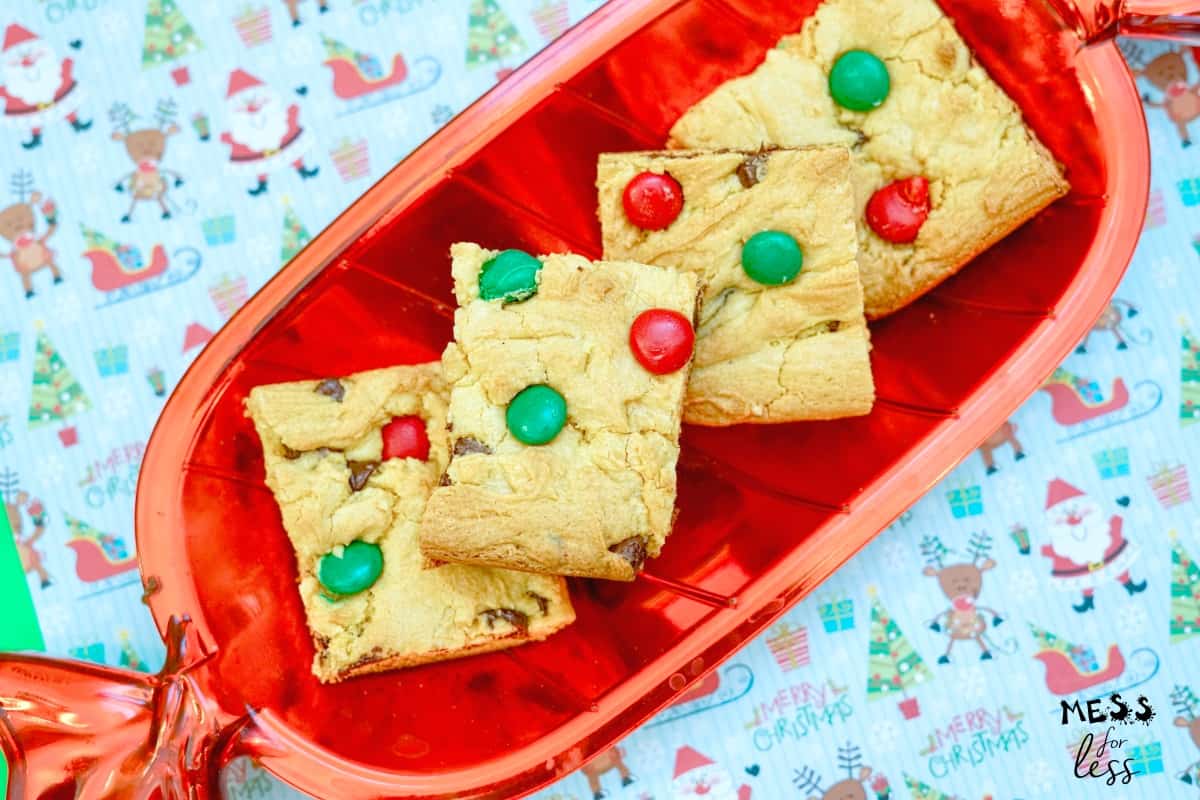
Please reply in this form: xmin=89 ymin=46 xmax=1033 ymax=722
xmin=0 ymin=502 xmax=45 ymax=791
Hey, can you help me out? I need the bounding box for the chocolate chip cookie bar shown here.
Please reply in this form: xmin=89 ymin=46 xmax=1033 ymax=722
xmin=667 ymin=0 xmax=1069 ymax=318
xmin=418 ymin=243 xmax=699 ymax=581
xmin=245 ymin=363 xmax=574 ymax=683
xmin=598 ymin=146 xmax=874 ymax=426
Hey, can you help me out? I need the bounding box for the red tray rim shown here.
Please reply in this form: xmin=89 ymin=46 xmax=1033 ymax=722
xmin=135 ymin=0 xmax=1149 ymax=795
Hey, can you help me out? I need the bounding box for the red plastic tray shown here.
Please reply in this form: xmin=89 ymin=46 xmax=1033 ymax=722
xmin=0 ymin=0 xmax=1162 ymax=797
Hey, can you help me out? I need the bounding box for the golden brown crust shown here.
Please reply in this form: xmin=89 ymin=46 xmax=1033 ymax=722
xmin=597 ymin=147 xmax=874 ymax=425
xmin=333 ymin=606 xmax=570 ymax=679
xmin=418 ymin=244 xmax=698 ymax=580
xmin=667 ymin=0 xmax=1069 ymax=318
xmin=245 ymin=363 xmax=575 ymax=683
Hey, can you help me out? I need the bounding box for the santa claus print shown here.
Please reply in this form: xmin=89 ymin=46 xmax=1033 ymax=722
xmin=1040 ymin=478 xmax=1147 ymax=613
xmin=0 ymin=23 xmax=92 ymax=150
xmin=671 ymin=747 xmax=750 ymax=800
xmin=218 ymin=69 xmax=319 ymax=196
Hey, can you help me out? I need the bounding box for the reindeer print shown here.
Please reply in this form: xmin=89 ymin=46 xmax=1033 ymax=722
xmin=1136 ymin=50 xmax=1200 ymax=147
xmin=1076 ymin=299 xmax=1142 ymax=353
xmin=1 ymin=470 xmax=51 ymax=589
xmin=1173 ymin=685 xmax=1200 ymax=787
xmin=110 ymin=100 xmax=184 ymax=222
xmin=284 ymin=0 xmax=330 ymax=26
xmin=977 ymin=419 xmax=1025 ymax=475
xmin=922 ymin=533 xmax=1005 ymax=664
xmin=0 ymin=170 xmax=61 ymax=298
xmin=793 ymin=743 xmax=889 ymax=800
xmin=579 ymin=745 xmax=634 ymax=800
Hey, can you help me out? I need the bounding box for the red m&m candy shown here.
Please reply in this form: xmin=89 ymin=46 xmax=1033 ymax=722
xmin=630 ymin=309 xmax=694 ymax=375
xmin=866 ymin=176 xmax=930 ymax=244
xmin=622 ymin=172 xmax=683 ymax=231
xmin=381 ymin=415 xmax=430 ymax=461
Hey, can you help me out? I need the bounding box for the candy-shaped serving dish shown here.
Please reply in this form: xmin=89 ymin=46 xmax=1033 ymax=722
xmin=0 ymin=0 xmax=1178 ymax=797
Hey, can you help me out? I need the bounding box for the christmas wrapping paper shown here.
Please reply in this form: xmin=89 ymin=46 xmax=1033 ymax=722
xmin=1 ymin=4 xmax=1200 ymax=799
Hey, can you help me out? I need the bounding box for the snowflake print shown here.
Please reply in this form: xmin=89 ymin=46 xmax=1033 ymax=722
xmin=431 ymin=15 xmax=463 ymax=51
xmin=95 ymin=420 xmax=118 ymax=448
xmin=995 ymin=473 xmax=1027 ymax=505
xmin=1116 ymin=603 xmax=1147 ymax=637
xmin=36 ymin=602 xmax=76 ymax=644
xmin=1007 ymin=567 xmax=1039 ymax=596
xmin=867 ymin=720 xmax=901 ymax=754
xmin=1023 ymin=759 xmax=1056 ymax=793
xmin=195 ymin=175 xmax=223 ymax=200
xmin=1006 ymin=665 xmax=1030 ymax=692
xmin=247 ymin=233 xmax=275 ymax=268
xmin=102 ymin=387 xmax=137 ymax=420
xmin=132 ymin=315 xmax=164 ymax=347
xmin=1153 ymin=256 xmax=1180 ymax=289
xmin=67 ymin=145 xmax=103 ymax=177
xmin=1130 ymin=505 xmax=1154 ymax=531
xmin=381 ymin=104 xmax=411 ymax=140
xmin=284 ymin=36 xmax=317 ymax=67
xmin=955 ymin=665 xmax=988 ymax=700
xmin=97 ymin=10 xmax=127 ymax=41
xmin=54 ymin=291 xmax=84 ymax=325
xmin=881 ymin=538 xmax=910 ymax=569
xmin=35 ymin=451 xmax=65 ymax=486
xmin=1077 ymin=616 xmax=1101 ymax=643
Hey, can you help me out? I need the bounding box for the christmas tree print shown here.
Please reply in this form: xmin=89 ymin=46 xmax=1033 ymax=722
xmin=903 ymin=774 xmax=959 ymax=800
xmin=866 ymin=589 xmax=931 ymax=713
xmin=118 ymin=630 xmax=149 ymax=672
xmin=466 ymin=0 xmax=527 ymax=69
xmin=142 ymin=0 xmax=203 ymax=69
xmin=281 ymin=202 xmax=312 ymax=265
xmin=81 ymin=225 xmax=119 ymax=255
xmin=1170 ymin=533 xmax=1200 ymax=642
xmin=1182 ymin=326 xmax=1200 ymax=426
xmin=27 ymin=325 xmax=90 ymax=431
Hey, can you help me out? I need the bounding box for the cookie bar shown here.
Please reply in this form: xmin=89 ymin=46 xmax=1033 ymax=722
xmin=245 ymin=363 xmax=574 ymax=683
xmin=418 ymin=243 xmax=699 ymax=581
xmin=667 ymin=0 xmax=1069 ymax=318
xmin=597 ymin=147 xmax=874 ymax=426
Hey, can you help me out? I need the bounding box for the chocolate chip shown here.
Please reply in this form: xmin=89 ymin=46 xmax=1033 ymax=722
xmin=608 ymin=537 xmax=648 ymax=572
xmin=826 ymin=320 xmax=841 ymax=333
xmin=438 ymin=472 xmax=452 ymax=486
xmin=481 ymin=608 xmax=529 ymax=635
xmin=314 ymin=378 xmax=345 ymax=402
xmin=347 ymin=460 xmax=378 ymax=491
xmin=526 ymin=591 xmax=549 ymax=615
xmin=453 ymin=437 xmax=492 ymax=456
xmin=282 ymin=445 xmax=302 ymax=460
xmin=736 ymin=152 xmax=769 ymax=188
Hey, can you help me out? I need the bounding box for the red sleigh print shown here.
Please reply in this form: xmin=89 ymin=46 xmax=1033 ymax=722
xmin=1040 ymin=368 xmax=1162 ymax=441
xmin=81 ymin=225 xmax=201 ymax=308
xmin=64 ymin=512 xmax=136 ymax=582
xmin=321 ymin=35 xmax=441 ymax=114
xmin=1029 ymin=623 xmax=1125 ymax=696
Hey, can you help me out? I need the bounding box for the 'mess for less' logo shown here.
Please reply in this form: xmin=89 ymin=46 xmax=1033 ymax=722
xmin=1060 ymin=694 xmax=1155 ymax=786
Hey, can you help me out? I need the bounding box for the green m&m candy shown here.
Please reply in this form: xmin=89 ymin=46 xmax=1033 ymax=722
xmin=318 ymin=540 xmax=383 ymax=597
xmin=829 ymin=50 xmax=890 ymax=111
xmin=506 ymin=384 xmax=567 ymax=445
xmin=479 ymin=249 xmax=543 ymax=303
xmin=741 ymin=230 xmax=803 ymax=286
